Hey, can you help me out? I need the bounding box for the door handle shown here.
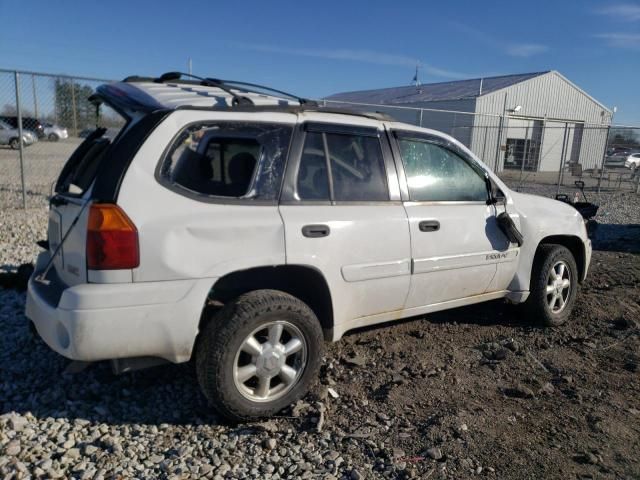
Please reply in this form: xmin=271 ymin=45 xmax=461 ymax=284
xmin=302 ymin=224 xmax=330 ymax=238
xmin=419 ymin=220 xmax=440 ymax=232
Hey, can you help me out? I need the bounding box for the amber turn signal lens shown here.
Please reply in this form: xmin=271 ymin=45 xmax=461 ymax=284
xmin=86 ymin=203 xmax=139 ymax=270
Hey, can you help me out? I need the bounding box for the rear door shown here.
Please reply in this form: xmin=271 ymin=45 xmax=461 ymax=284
xmin=48 ymin=131 xmax=114 ymax=286
xmin=47 ymin=102 xmax=129 ymax=286
xmin=390 ymin=129 xmax=516 ymax=307
xmin=279 ymin=121 xmax=411 ymax=329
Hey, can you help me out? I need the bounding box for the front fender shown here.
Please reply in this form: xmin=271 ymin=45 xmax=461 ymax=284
xmin=508 ymin=192 xmax=590 ymax=292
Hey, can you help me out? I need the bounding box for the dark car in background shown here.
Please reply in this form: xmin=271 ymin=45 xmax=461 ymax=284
xmin=0 ymin=116 xmax=45 ymax=139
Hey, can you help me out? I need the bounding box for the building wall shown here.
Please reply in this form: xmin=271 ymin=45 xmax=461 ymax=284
xmin=406 ymin=99 xmax=477 ymax=148
xmin=474 ymin=71 xmax=611 ymax=172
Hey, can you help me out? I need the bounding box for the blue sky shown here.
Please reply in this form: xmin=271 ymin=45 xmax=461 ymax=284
xmin=0 ymin=0 xmax=638 ymax=124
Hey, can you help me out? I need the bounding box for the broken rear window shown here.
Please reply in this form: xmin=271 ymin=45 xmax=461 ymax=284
xmin=159 ymin=122 xmax=293 ymax=201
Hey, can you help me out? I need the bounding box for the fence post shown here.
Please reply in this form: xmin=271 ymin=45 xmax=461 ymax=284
xmin=31 ymin=74 xmax=39 ymax=119
xmin=493 ymin=114 xmax=504 ymax=172
xmin=70 ymin=81 xmax=78 ymax=137
xmin=519 ymin=125 xmax=529 ymax=187
xmin=555 ymin=123 xmax=569 ymax=197
xmin=419 ymin=109 xmax=423 ymax=127
xmin=597 ymin=126 xmax=610 ymax=196
xmin=14 ymin=71 xmax=27 ymax=209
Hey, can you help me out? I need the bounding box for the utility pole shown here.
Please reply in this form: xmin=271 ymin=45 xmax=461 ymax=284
xmin=188 ymin=58 xmax=193 ymax=75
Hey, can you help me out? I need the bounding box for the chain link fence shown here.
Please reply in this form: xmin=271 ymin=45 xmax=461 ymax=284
xmin=325 ymin=100 xmax=640 ymax=198
xmin=1 ymin=69 xmax=638 ymax=210
xmin=0 ymin=69 xmax=123 ymax=209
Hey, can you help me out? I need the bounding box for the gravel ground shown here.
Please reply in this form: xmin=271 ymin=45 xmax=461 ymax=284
xmin=1 ymin=191 xmax=639 ymax=479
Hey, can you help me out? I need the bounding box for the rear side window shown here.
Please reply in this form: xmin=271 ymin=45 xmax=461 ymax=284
xmin=296 ymin=130 xmax=389 ymax=202
xmin=160 ymin=122 xmax=293 ymax=201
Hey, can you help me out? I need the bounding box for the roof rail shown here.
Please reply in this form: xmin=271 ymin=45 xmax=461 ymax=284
xmin=119 ymin=73 xmax=392 ymax=120
xmin=172 ymin=104 xmax=394 ymax=121
xmin=215 ymin=79 xmax=317 ymax=106
xmin=157 ymin=72 xmax=255 ymax=106
xmin=123 ymin=72 xmax=317 ymax=107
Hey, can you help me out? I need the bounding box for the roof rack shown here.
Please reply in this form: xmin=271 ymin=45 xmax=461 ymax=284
xmin=119 ymin=72 xmax=392 ymax=120
xmin=123 ymin=72 xmax=317 ymax=107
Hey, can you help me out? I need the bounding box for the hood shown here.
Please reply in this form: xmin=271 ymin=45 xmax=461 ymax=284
xmin=510 ymin=190 xmax=587 ymax=241
xmin=511 ymin=191 xmax=581 ymax=218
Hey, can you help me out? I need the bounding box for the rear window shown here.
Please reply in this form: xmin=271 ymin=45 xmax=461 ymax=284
xmin=159 ymin=122 xmax=293 ymax=201
xmin=55 ymin=103 xmax=127 ymax=196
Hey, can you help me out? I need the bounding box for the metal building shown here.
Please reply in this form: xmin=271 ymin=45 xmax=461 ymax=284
xmin=326 ymin=71 xmax=613 ymax=173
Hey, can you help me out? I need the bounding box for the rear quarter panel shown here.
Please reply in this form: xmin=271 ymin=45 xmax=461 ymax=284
xmin=116 ymin=110 xmax=297 ymax=282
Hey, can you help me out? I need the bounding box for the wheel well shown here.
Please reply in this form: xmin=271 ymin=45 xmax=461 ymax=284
xmin=538 ymin=235 xmax=586 ymax=282
xmin=201 ymin=265 xmax=334 ymax=337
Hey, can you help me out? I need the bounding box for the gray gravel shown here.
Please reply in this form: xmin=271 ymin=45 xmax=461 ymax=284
xmin=1 ymin=188 xmax=639 ymax=479
xmin=0 ymin=207 xmax=47 ymax=270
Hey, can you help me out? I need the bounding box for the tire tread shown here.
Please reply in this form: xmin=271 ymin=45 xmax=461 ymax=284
xmin=196 ymin=289 xmax=323 ymax=420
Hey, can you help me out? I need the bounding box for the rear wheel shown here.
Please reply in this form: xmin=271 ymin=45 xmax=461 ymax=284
xmin=9 ymin=138 xmax=19 ymax=149
xmin=196 ymin=289 xmax=323 ymax=420
xmin=524 ymin=244 xmax=578 ymax=326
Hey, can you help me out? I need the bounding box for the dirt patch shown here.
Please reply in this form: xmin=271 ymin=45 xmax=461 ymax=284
xmin=313 ymin=247 xmax=640 ymax=478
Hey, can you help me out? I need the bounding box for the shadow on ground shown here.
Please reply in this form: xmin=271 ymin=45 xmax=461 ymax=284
xmin=590 ymin=223 xmax=640 ymax=254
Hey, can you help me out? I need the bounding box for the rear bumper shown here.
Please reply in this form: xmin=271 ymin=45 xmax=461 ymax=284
xmin=26 ymin=253 xmax=215 ymax=363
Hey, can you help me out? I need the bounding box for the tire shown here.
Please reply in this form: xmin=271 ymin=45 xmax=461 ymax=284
xmin=524 ymin=244 xmax=579 ymax=327
xmin=9 ymin=138 xmax=19 ymax=149
xmin=196 ymin=289 xmax=324 ymax=420
xmin=48 ymin=133 xmax=59 ymax=142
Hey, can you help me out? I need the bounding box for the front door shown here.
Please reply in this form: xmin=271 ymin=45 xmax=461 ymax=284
xmin=391 ymin=129 xmax=514 ymax=308
xmin=279 ymin=122 xmax=411 ymax=330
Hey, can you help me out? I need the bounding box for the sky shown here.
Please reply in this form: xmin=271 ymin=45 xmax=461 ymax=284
xmin=0 ymin=0 xmax=638 ymax=124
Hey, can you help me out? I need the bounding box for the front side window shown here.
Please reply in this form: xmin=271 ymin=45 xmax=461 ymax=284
xmin=397 ymin=136 xmax=487 ymax=202
xmin=160 ymin=122 xmax=292 ymax=200
xmin=296 ymin=129 xmax=389 ymax=202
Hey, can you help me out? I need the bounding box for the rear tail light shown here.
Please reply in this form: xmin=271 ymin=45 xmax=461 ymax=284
xmin=86 ymin=203 xmax=139 ymax=270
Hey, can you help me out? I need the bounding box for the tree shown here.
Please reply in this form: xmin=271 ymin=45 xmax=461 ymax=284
xmin=610 ymin=128 xmax=640 ymax=149
xmin=54 ymin=80 xmax=96 ymax=134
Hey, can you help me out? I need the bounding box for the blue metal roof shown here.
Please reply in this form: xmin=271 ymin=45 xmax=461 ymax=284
xmin=325 ymin=71 xmax=550 ymax=104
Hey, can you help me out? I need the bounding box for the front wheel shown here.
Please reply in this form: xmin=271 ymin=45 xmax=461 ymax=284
xmin=48 ymin=133 xmax=59 ymax=142
xmin=9 ymin=138 xmax=19 ymax=149
xmin=524 ymin=244 xmax=579 ymax=326
xmin=196 ymin=289 xmax=323 ymax=420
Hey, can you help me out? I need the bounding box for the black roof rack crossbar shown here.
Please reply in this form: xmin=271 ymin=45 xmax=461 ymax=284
xmin=120 ymin=72 xmax=392 ymax=120
xmin=155 ymin=72 xmax=255 ymax=106
xmin=216 ymin=79 xmax=317 ymax=106
xmin=124 ymin=72 xmax=315 ymax=107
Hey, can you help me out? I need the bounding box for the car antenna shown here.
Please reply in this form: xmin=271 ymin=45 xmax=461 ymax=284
xmin=155 ymin=72 xmax=254 ymax=107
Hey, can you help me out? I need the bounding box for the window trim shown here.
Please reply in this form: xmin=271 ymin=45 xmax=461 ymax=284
xmin=281 ymin=122 xmax=400 ymax=205
xmin=389 ymin=129 xmax=490 ymax=204
xmin=155 ymin=119 xmax=294 ymax=206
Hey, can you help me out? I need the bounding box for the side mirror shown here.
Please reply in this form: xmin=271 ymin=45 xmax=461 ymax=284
xmin=485 ymin=174 xmax=506 ymax=205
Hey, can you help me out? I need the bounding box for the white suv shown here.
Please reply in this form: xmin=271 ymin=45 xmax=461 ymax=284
xmin=26 ymin=73 xmax=591 ymax=419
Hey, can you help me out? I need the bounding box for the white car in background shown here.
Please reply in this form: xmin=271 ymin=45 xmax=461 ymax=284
xmin=43 ymin=123 xmax=69 ymax=141
xmin=26 ymin=72 xmax=592 ymax=420
xmin=0 ymin=120 xmax=36 ymax=149
xmin=624 ymin=152 xmax=640 ymax=172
